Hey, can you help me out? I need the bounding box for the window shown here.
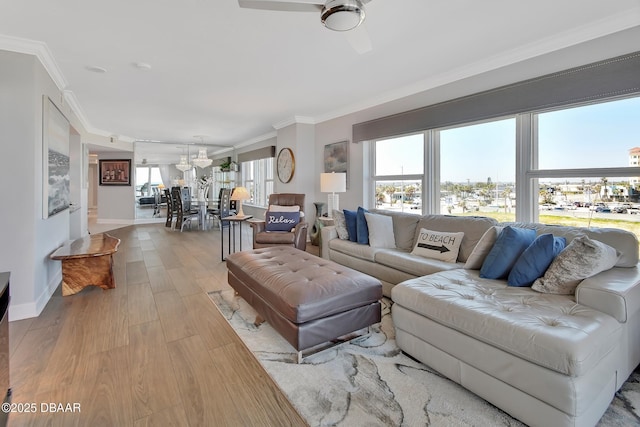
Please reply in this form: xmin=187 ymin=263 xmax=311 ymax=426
xmin=531 ymin=96 xmax=640 ymax=235
xmin=439 ymin=118 xmax=515 ymax=221
xmin=135 ymin=166 xmax=162 ymax=197
xmin=373 ymin=134 xmax=424 ymax=213
xmin=241 ymin=157 xmax=274 ymax=208
xmin=371 ymin=95 xmax=640 ymax=240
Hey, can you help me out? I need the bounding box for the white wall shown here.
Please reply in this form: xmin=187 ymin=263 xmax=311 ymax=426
xmin=96 ymin=152 xmax=135 ymax=225
xmin=0 ymin=50 xmax=83 ymax=320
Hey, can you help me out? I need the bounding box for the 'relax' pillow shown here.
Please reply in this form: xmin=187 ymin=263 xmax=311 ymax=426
xmin=411 ymin=228 xmax=464 ymax=263
xmin=265 ymin=206 xmax=300 ymax=232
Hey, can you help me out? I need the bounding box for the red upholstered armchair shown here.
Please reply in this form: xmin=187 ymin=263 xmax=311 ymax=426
xmin=250 ymin=193 xmax=308 ymax=251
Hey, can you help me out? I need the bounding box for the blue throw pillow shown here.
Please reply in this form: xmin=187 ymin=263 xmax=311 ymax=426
xmin=343 ymin=209 xmax=358 ymax=242
xmin=508 ymin=234 xmax=566 ymax=287
xmin=265 ymin=210 xmax=300 ymax=232
xmin=356 ymin=207 xmax=369 ymax=245
xmin=480 ymin=226 xmax=536 ymax=280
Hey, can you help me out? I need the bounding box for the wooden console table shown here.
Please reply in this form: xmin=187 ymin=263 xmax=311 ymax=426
xmin=50 ymin=233 xmax=121 ymax=296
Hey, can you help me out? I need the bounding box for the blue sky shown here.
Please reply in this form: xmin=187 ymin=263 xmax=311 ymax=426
xmin=377 ymin=96 xmax=640 ymax=183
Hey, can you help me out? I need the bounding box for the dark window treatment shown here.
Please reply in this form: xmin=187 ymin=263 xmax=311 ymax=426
xmin=238 ymin=146 xmax=276 ymax=163
xmin=353 ymin=51 xmax=640 ymax=143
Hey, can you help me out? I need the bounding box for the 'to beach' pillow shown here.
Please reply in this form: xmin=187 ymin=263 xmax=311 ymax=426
xmin=411 ymin=228 xmax=464 ymax=263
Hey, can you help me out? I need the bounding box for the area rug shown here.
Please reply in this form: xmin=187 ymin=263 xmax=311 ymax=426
xmin=208 ymin=290 xmax=640 ymax=426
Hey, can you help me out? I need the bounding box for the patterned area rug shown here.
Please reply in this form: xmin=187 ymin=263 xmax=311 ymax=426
xmin=208 ymin=290 xmax=640 ymax=427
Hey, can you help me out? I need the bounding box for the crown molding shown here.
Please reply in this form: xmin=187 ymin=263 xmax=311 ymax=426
xmin=0 ymin=34 xmax=68 ymax=90
xmin=312 ymin=10 xmax=640 ymax=125
xmin=272 ymin=116 xmax=316 ymax=130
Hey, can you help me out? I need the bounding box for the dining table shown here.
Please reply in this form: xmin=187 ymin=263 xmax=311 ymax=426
xmin=190 ymin=198 xmax=219 ymax=230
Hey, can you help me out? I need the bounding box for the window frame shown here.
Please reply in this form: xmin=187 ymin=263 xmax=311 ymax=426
xmin=370 ymin=94 xmax=640 ymax=222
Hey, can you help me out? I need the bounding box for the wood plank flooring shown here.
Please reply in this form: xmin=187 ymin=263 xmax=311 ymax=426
xmin=8 ymin=223 xmax=308 ymax=427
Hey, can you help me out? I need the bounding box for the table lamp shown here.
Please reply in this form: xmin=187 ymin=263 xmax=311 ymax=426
xmin=320 ymin=172 xmax=346 ymax=217
xmin=231 ymin=186 xmax=251 ymax=217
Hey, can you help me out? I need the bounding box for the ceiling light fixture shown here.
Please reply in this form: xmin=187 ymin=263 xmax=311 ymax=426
xmin=321 ymin=0 xmax=365 ymax=31
xmin=191 ymin=135 xmax=212 ymax=168
xmin=192 ymin=148 xmax=212 ymax=168
xmin=175 ymin=155 xmax=192 ymax=172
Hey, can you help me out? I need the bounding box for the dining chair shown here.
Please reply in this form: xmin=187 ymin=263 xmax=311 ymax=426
xmin=164 ymin=188 xmax=174 ymax=228
xmin=212 ymin=188 xmax=232 ymax=230
xmin=171 ymin=187 xmax=199 ymax=231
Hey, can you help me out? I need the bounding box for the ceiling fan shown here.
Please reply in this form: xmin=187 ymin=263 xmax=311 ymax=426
xmin=238 ymin=0 xmax=373 ymax=53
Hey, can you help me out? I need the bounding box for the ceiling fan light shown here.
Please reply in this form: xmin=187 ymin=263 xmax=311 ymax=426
xmin=321 ymin=0 xmax=365 ymax=32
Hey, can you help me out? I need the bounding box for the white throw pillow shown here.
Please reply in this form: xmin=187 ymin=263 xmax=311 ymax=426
xmin=411 ymin=228 xmax=464 ymax=263
xmin=364 ymin=212 xmax=396 ymax=248
xmin=464 ymin=226 xmax=504 ymax=269
xmin=531 ymin=235 xmax=620 ymax=295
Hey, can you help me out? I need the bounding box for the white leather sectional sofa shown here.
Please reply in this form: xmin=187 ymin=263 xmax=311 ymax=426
xmin=320 ymin=210 xmax=640 ymax=426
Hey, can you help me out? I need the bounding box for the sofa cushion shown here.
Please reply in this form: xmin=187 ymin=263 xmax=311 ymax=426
xmin=375 ymin=250 xmax=463 ymax=277
xmin=480 ymin=226 xmax=536 ymax=279
xmin=329 ymin=238 xmax=382 ymax=262
xmin=532 ymin=235 xmax=619 ymax=295
xmin=414 ymin=215 xmax=498 ymax=262
xmin=392 ymin=269 xmax=622 ymax=377
xmin=411 ymin=228 xmax=464 ymax=263
xmin=507 ymin=234 xmax=566 ymax=287
xmin=365 ymin=212 xmax=395 ymax=248
xmin=356 ymin=206 xmax=369 ymax=245
xmin=464 ymin=226 xmax=503 ymax=269
xmin=344 ymin=209 xmax=357 ymax=242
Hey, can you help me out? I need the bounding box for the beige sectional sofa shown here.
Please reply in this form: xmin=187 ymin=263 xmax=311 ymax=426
xmin=320 ymin=210 xmax=640 ymax=427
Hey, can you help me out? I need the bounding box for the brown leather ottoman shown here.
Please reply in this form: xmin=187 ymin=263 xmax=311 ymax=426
xmin=226 ymin=246 xmax=382 ymax=360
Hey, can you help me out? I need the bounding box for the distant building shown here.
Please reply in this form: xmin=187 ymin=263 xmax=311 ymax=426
xmin=629 ymin=147 xmax=640 ymax=188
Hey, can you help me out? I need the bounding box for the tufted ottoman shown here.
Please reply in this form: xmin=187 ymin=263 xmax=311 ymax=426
xmin=226 ymin=246 xmax=382 ymax=361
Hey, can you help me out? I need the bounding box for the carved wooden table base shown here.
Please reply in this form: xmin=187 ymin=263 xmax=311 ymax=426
xmin=50 ymin=233 xmax=120 ymax=296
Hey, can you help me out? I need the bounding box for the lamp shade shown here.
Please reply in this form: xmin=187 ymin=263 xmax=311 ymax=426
xmin=231 ymin=186 xmax=250 ymax=201
xmin=320 ymin=172 xmax=346 ymax=193
xmin=231 ymin=186 xmax=250 ymax=217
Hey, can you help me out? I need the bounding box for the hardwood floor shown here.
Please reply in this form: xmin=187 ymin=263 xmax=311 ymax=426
xmin=8 ymin=223 xmax=308 ymax=427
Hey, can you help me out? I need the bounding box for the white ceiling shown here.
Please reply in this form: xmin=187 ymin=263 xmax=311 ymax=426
xmin=1 ymin=0 xmax=640 ymax=164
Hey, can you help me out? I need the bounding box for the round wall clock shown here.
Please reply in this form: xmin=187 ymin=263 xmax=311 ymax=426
xmin=277 ymin=147 xmax=295 ymax=183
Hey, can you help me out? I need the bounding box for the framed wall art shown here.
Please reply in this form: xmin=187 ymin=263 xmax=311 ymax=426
xmin=43 ymin=96 xmax=71 ymax=218
xmin=99 ymin=159 xmax=131 ymax=185
xmin=323 ymin=140 xmax=349 ymax=188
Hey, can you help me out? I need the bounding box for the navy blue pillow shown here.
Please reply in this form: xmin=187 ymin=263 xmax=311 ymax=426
xmin=508 ymin=234 xmax=566 ymax=287
xmin=480 ymin=226 xmax=536 ymax=280
xmin=356 ymin=207 xmax=369 ymax=245
xmin=343 ymin=209 xmax=358 ymax=242
xmin=265 ymin=210 xmax=300 ymax=232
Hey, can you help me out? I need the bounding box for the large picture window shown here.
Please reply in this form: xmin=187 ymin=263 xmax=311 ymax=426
xmin=373 ymin=134 xmax=424 ymax=213
xmin=371 ymin=95 xmax=640 ymax=240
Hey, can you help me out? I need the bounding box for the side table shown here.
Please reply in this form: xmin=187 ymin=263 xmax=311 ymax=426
xmin=221 ymin=215 xmax=253 ymax=261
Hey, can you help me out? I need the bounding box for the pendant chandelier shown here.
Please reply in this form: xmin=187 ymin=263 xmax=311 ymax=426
xmin=192 ymin=148 xmax=212 ymax=168
xmin=176 ymin=144 xmax=192 ymax=172
xmin=175 ymin=155 xmax=192 ymax=172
